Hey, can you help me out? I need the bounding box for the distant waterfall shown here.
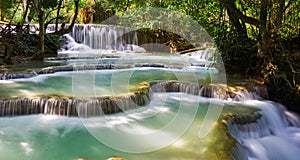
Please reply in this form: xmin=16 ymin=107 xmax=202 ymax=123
xmin=41 ymin=24 xmax=138 ymax=51
xmin=69 ymin=24 xmax=138 ymax=50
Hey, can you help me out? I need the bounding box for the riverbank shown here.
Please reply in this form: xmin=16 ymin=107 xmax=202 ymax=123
xmin=226 ymin=73 xmax=300 ymax=114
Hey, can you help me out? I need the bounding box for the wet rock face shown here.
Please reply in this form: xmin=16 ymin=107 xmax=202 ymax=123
xmin=226 ymin=112 xmax=262 ymax=125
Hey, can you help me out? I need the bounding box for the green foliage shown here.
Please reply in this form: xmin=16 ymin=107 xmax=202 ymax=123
xmin=40 ymin=0 xmax=59 ymax=10
xmin=0 ymin=0 xmax=13 ymax=9
xmin=0 ymin=0 xmax=14 ymax=21
xmin=0 ymin=58 xmax=3 ymax=65
xmin=4 ymin=33 xmax=64 ymax=57
xmin=44 ymin=34 xmax=64 ymax=55
xmin=17 ymin=34 xmax=39 ymax=56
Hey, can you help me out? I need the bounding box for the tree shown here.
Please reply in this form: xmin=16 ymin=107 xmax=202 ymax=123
xmin=216 ymin=0 xmax=300 ymax=109
xmin=23 ymin=0 xmax=29 ymax=23
xmin=30 ymin=0 xmax=80 ymax=60
xmin=219 ymin=0 xmax=296 ymax=59
xmin=53 ymin=0 xmax=80 ymax=36
xmin=0 ymin=0 xmax=13 ymax=21
xmin=31 ymin=0 xmax=45 ymax=60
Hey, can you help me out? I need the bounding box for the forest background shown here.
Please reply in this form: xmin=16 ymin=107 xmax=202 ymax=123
xmin=0 ymin=0 xmax=299 ymax=112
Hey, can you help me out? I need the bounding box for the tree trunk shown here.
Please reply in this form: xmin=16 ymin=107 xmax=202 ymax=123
xmin=219 ymin=0 xmax=273 ymax=58
xmin=6 ymin=1 xmax=29 ymax=62
xmin=55 ymin=0 xmax=63 ymax=32
xmin=54 ymin=0 xmax=80 ymax=36
xmin=226 ymin=5 xmax=248 ymax=37
xmin=32 ymin=0 xmax=45 ymax=61
xmin=23 ymin=0 xmax=28 ymax=23
xmin=257 ymin=0 xmax=269 ymax=57
xmin=4 ymin=40 xmax=13 ymax=64
xmin=0 ymin=12 xmax=4 ymax=21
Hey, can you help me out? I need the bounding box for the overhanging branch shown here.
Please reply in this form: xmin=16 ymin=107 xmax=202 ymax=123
xmin=220 ymin=0 xmax=261 ymax=27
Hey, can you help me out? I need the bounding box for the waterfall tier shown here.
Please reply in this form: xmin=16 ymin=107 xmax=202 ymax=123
xmin=181 ymin=48 xmax=214 ymax=61
xmin=0 ymin=92 xmax=151 ymax=117
xmin=69 ymin=24 xmax=138 ymax=50
xmin=150 ymin=81 xmax=268 ymax=101
xmin=224 ymin=101 xmax=300 ymax=160
xmin=52 ymin=24 xmax=139 ymax=51
xmin=25 ymin=24 xmax=139 ymax=51
xmin=0 ymin=81 xmax=268 ymax=117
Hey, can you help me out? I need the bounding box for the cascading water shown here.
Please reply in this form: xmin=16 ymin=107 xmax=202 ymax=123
xmin=25 ymin=24 xmax=140 ymax=52
xmin=63 ymin=24 xmax=139 ymax=51
xmin=226 ymin=96 xmax=300 ymax=160
xmin=181 ymin=48 xmax=214 ymax=60
xmin=61 ymin=34 xmax=92 ymax=51
xmin=0 ymin=92 xmax=151 ymax=117
xmin=1 ymin=63 xmax=300 ymax=159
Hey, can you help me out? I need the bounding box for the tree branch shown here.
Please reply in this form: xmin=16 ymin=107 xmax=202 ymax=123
xmin=284 ymin=0 xmax=293 ymax=12
xmin=55 ymin=0 xmax=63 ymax=32
xmin=54 ymin=0 xmax=79 ymax=36
xmin=219 ymin=0 xmax=261 ymax=26
xmin=274 ymin=0 xmax=285 ymax=32
xmin=45 ymin=16 xmax=63 ymax=29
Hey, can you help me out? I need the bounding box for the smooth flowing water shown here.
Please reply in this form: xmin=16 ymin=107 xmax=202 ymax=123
xmin=0 ymin=93 xmax=257 ymax=160
xmin=0 ymin=67 xmax=216 ymax=98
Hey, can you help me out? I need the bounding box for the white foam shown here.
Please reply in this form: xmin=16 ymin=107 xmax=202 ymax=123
xmin=0 ymin=80 xmax=15 ymax=84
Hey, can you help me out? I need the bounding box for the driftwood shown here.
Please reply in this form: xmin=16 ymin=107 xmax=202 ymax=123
xmin=177 ymin=46 xmax=214 ymax=54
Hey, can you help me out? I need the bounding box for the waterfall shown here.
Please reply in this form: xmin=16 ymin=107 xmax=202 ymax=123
xmin=0 ymin=97 xmax=76 ymax=116
xmin=181 ymin=48 xmax=215 ymax=61
xmin=229 ymin=143 xmax=249 ymax=160
xmin=24 ymin=24 xmax=139 ymax=51
xmin=226 ymin=101 xmax=300 ymax=160
xmin=77 ymin=92 xmax=152 ymax=117
xmin=149 ymin=81 xmax=268 ymax=100
xmin=61 ymin=34 xmax=92 ymax=51
xmin=67 ymin=24 xmax=138 ymax=51
xmin=0 ymin=81 xmax=267 ymax=117
xmin=149 ymin=81 xmax=300 ymax=159
xmin=150 ymin=81 xmax=215 ymax=97
xmin=0 ymin=91 xmax=151 ymax=117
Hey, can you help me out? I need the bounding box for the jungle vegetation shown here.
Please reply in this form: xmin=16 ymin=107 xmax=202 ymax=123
xmin=0 ymin=0 xmax=299 ymax=111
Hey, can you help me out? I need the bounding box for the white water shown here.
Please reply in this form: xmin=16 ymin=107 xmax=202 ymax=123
xmin=0 ymin=93 xmax=225 ymax=160
xmin=62 ymin=24 xmax=139 ymax=51
xmin=61 ymin=34 xmax=92 ymax=51
xmin=181 ymin=48 xmax=214 ymax=60
xmin=24 ymin=24 xmax=140 ymax=52
xmin=228 ymin=99 xmax=300 ymax=160
xmin=60 ymin=33 xmax=145 ymax=53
